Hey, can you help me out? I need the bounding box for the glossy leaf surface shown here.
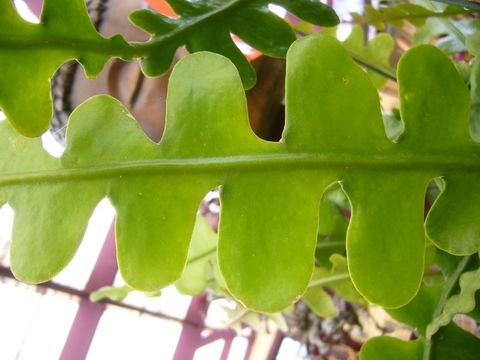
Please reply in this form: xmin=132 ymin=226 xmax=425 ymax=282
xmin=321 ymin=25 xmax=395 ymax=87
xmin=0 ymin=34 xmax=475 ymax=312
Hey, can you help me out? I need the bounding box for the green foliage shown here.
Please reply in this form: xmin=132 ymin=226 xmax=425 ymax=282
xmin=351 ymin=3 xmax=474 ymax=30
xmin=91 ymin=215 xmax=216 ymax=301
xmin=361 ymin=255 xmax=480 ymax=360
xmin=0 ymin=34 xmax=476 ymax=314
xmin=0 ymin=0 xmax=338 ymax=137
xmin=414 ymin=17 xmax=480 ymax=54
xmin=90 ymin=285 xmax=161 ymax=302
xmin=292 ymin=24 xmax=396 ymax=84
xmin=471 ymin=60 xmax=480 ymax=142
xmin=467 ymin=32 xmax=480 ymax=56
xmin=315 ymin=185 xmax=348 ymax=265
xmin=304 ymin=254 xmax=361 ymax=318
xmin=90 ymin=285 xmax=134 ymax=302
xmin=175 ymin=215 xmax=218 ymax=295
xmin=426 ymin=258 xmax=480 ymax=338
xmin=0 ymin=0 xmax=130 ymax=136
xmin=130 ymin=0 xmax=338 ymax=87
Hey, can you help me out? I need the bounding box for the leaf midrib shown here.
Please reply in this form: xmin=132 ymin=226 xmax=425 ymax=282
xmin=2 ymin=150 xmax=480 ymax=186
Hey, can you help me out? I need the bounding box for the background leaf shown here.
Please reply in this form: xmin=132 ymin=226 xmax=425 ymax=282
xmin=362 ymin=254 xmax=480 ymax=360
xmin=426 ymin=257 xmax=480 ymax=338
xmin=0 ymin=0 xmax=130 ymax=136
xmin=414 ymin=18 xmax=480 ymax=54
xmin=129 ymin=0 xmax=338 ymax=88
xmin=303 ymin=254 xmax=361 ymax=318
xmin=0 ymin=0 xmax=338 ymax=135
xmin=351 ymin=3 xmax=473 ymax=30
xmin=175 ymin=215 xmax=218 ymax=295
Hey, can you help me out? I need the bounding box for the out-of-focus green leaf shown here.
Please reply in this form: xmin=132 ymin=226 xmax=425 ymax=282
xmin=294 ymin=25 xmax=396 ymax=84
xmin=129 ymin=0 xmax=338 ymax=88
xmin=362 ymin=255 xmax=480 ymax=360
xmin=454 ymin=61 xmax=472 ymax=84
xmin=360 ymin=324 xmax=480 ymax=360
xmin=304 ymin=254 xmax=361 ymax=318
xmin=414 ymin=17 xmax=480 ymax=54
xmin=316 ymin=185 xmax=348 ymax=265
xmin=0 ymin=0 xmax=130 ymax=136
xmin=339 ymin=26 xmax=394 ymax=89
xmin=351 ymin=3 xmax=473 ymax=30
xmin=303 ymin=285 xmax=336 ymax=318
xmin=466 ymin=32 xmax=480 ymax=56
xmin=90 ymin=285 xmax=161 ymax=302
xmin=427 ymin=257 xmax=480 ymax=338
xmin=175 ymin=215 xmax=218 ymax=295
xmin=90 ymin=285 xmax=134 ymax=302
xmin=273 ymin=0 xmax=339 ymax=26
xmin=383 ymin=108 xmax=404 ymax=142
xmin=1 ymin=35 xmax=475 ymax=312
xmin=324 ymin=255 xmax=361 ymax=302
xmin=471 ymin=60 xmax=480 ymax=142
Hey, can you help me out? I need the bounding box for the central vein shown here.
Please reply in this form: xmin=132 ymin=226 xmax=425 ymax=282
xmin=2 ymin=151 xmax=480 ymax=186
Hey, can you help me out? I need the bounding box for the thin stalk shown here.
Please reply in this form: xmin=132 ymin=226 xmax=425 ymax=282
xmin=294 ymin=30 xmax=397 ymax=81
xmin=316 ymin=241 xmax=345 ymax=249
xmin=308 ymin=274 xmax=350 ymax=288
xmin=0 ymin=0 xmax=258 ymax=59
xmin=349 ymin=50 xmax=397 ymax=81
xmin=186 ymin=248 xmax=216 ymax=265
xmin=422 ymin=255 xmax=475 ymax=360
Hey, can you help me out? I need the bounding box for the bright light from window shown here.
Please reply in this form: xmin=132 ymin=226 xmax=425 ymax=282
xmin=14 ymin=0 xmax=40 ymax=23
xmin=268 ymin=4 xmax=287 ymax=18
xmin=42 ymin=131 xmax=65 ymax=158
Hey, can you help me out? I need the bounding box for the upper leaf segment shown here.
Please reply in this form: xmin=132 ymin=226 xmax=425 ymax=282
xmin=0 ymin=0 xmax=338 ymax=136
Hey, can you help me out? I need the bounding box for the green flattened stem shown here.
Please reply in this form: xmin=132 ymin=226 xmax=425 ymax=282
xmin=342 ymin=173 xmax=429 ymax=308
xmin=2 ymin=33 xmax=478 ymax=313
